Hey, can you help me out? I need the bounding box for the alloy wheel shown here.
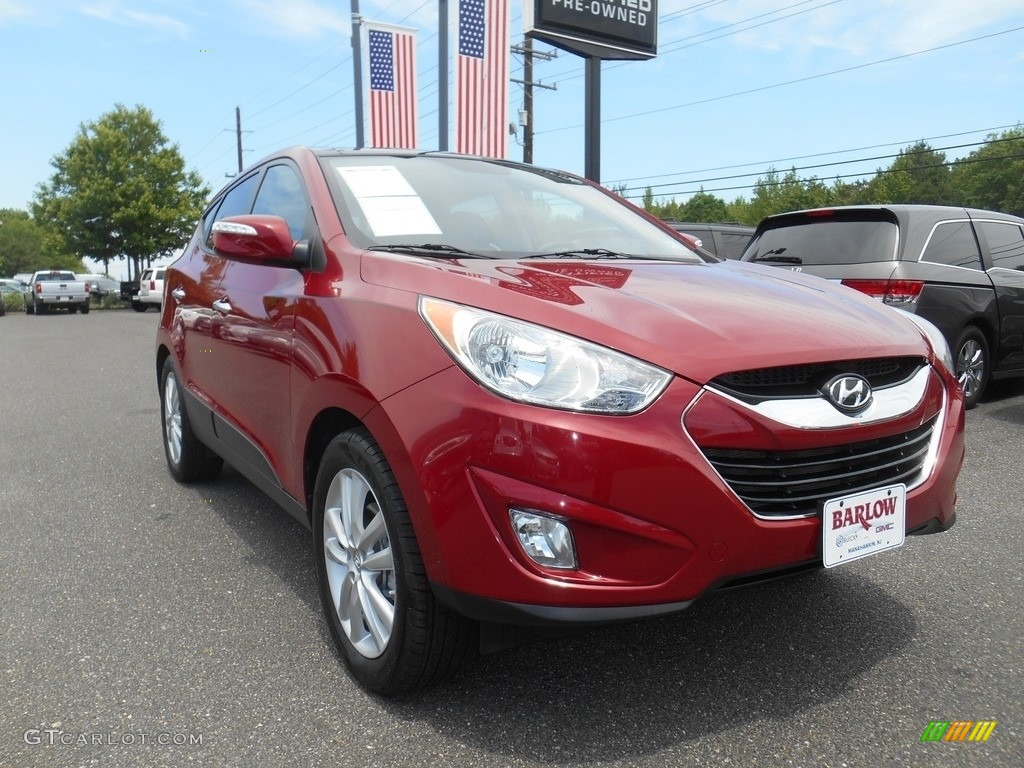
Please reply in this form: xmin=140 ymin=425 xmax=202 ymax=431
xmin=322 ymin=468 xmax=396 ymax=659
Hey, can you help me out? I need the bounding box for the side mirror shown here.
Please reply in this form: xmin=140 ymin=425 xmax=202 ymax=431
xmin=212 ymin=215 xmax=296 ymax=263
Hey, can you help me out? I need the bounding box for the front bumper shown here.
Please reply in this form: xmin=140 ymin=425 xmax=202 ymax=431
xmin=374 ymin=363 xmax=964 ymax=626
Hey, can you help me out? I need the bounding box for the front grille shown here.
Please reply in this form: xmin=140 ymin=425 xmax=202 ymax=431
xmin=700 ymin=418 xmax=935 ymax=518
xmin=712 ymin=357 xmax=924 ymax=400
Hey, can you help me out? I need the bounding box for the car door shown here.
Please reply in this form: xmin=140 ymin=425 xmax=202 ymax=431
xmin=975 ymin=219 xmax=1024 ymax=374
xmin=212 ymin=162 xmax=310 ymax=490
xmin=172 ymin=172 xmax=261 ymax=433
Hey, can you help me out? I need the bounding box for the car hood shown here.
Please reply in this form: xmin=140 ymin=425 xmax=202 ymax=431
xmin=360 ymin=254 xmax=930 ymax=384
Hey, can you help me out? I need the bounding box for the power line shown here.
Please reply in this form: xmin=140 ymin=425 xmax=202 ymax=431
xmin=537 ymin=25 xmax=1024 ymax=136
xmin=619 ymin=149 xmax=1024 ymax=201
xmin=616 ymin=133 xmax=1024 ymax=195
xmin=605 ymin=123 xmax=1024 ymax=185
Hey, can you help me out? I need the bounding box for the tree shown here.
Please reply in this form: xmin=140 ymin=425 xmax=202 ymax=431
xmin=32 ymin=104 xmax=209 ymax=280
xmin=0 ymin=208 xmax=83 ymax=276
xmin=680 ymin=189 xmax=728 ymax=222
xmin=951 ymin=127 xmax=1024 ymax=216
xmin=866 ymin=141 xmax=952 ymax=205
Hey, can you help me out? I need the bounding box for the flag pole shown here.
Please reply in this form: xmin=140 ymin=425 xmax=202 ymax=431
xmin=351 ymin=0 xmax=364 ymax=149
xmin=438 ymin=0 xmax=449 ymax=151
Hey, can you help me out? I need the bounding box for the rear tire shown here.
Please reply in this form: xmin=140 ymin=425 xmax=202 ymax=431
xmin=159 ymin=357 xmax=223 ymax=482
xmin=953 ymin=327 xmax=989 ymax=410
xmin=313 ymin=429 xmax=475 ymax=696
xmin=133 ymin=301 xmax=146 ymax=312
xmin=80 ymin=302 xmax=90 ymax=315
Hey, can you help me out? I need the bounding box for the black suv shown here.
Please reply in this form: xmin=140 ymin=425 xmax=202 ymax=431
xmin=741 ymin=205 xmax=1024 ymax=408
xmin=665 ymin=221 xmax=755 ymax=260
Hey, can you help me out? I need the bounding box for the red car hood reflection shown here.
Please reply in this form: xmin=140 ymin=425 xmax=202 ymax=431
xmin=360 ymin=254 xmax=930 ymax=384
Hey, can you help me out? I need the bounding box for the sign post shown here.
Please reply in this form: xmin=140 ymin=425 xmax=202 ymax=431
xmin=525 ymin=1 xmax=658 ymax=182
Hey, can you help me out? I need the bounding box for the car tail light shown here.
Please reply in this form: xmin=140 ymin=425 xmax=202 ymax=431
xmin=35 ymin=283 xmax=41 ymax=294
xmin=150 ymin=280 xmax=156 ymax=290
xmin=84 ymin=283 xmax=91 ymax=293
xmin=841 ymin=279 xmax=923 ymax=305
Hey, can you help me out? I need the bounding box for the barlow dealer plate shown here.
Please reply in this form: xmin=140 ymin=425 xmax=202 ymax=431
xmin=823 ymin=483 xmax=906 ymax=568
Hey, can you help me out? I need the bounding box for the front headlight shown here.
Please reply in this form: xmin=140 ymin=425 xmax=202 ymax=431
xmin=419 ymin=297 xmax=672 ymax=414
xmin=896 ymin=309 xmax=955 ymax=376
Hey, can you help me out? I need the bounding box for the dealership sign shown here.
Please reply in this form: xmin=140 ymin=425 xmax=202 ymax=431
xmin=525 ymin=0 xmax=658 ymax=60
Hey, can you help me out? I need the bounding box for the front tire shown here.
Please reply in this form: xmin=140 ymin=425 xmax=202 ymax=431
xmin=313 ymin=429 xmax=475 ymax=696
xmin=954 ymin=327 xmax=989 ymax=410
xmin=159 ymin=357 xmax=223 ymax=482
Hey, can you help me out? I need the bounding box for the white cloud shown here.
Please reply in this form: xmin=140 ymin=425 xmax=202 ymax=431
xmin=695 ymin=0 xmax=1024 ymax=56
xmin=234 ymin=0 xmax=350 ymax=39
xmin=80 ymin=1 xmax=189 ymax=38
xmin=0 ymin=0 xmax=34 ymax=24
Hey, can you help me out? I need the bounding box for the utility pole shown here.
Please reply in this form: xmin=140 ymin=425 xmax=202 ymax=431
xmin=235 ymin=106 xmax=243 ymax=173
xmin=511 ymin=43 xmax=556 ymax=164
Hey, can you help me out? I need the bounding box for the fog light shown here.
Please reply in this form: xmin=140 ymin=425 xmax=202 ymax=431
xmin=510 ymin=508 xmax=577 ymax=569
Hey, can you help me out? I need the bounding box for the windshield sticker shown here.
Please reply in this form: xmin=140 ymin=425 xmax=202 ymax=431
xmin=336 ymin=165 xmax=441 ymax=237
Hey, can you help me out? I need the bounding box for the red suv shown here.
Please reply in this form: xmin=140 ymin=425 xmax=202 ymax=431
xmin=156 ymin=148 xmax=965 ymax=695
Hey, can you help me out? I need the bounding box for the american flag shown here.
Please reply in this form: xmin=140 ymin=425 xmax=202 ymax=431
xmin=366 ymin=23 xmax=418 ymax=149
xmin=457 ymin=0 xmax=508 ymax=158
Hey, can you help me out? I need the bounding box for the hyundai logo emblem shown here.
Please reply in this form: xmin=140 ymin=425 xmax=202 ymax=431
xmin=823 ymin=374 xmax=873 ymax=413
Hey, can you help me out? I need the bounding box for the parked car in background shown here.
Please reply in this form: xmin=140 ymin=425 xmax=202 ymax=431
xmin=741 ymin=205 xmax=1024 ymax=408
xmin=157 ymin=147 xmax=964 ymax=696
xmin=24 ymin=270 xmax=90 ymax=315
xmin=136 ymin=267 xmax=166 ymax=310
xmin=664 ymin=221 xmax=755 ymax=260
xmin=77 ymin=274 xmax=120 ymax=303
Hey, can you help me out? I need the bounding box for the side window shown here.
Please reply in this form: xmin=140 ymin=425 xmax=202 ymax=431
xmin=252 ymin=164 xmax=310 ymax=241
xmin=718 ymin=232 xmax=753 ymax=260
xmin=978 ymin=221 xmax=1024 ymax=271
xmin=206 ymin=173 xmax=260 ymax=247
xmin=920 ymin=221 xmax=982 ymax=270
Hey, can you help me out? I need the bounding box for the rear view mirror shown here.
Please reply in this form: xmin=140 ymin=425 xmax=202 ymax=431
xmin=212 ymin=215 xmax=296 ymax=262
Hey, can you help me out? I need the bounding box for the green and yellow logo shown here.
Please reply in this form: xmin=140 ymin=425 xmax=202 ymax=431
xmin=921 ymin=720 xmax=997 ymax=742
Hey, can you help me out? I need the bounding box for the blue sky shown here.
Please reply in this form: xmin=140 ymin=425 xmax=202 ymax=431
xmin=3 ymin=0 xmax=1023 ymax=222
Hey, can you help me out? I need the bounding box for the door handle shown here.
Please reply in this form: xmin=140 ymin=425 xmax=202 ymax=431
xmin=171 ymin=287 xmax=186 ymax=302
xmin=213 ymin=298 xmax=232 ymax=314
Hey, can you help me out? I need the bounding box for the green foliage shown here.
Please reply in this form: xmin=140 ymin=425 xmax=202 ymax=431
xmin=31 ymin=104 xmax=209 ymax=280
xmin=0 ymin=208 xmax=83 ymax=275
xmin=865 ymin=141 xmax=952 ymax=205
xmin=2 ymin=290 xmax=26 ymax=312
xmin=951 ymin=127 xmax=1024 ymax=216
xmin=99 ymin=292 xmax=127 ymax=310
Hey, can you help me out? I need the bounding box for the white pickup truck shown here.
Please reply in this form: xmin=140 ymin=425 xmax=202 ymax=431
xmin=25 ymin=270 xmax=91 ymax=315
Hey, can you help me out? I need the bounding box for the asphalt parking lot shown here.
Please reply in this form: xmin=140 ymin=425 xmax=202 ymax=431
xmin=1 ymin=309 xmax=1021 ymax=768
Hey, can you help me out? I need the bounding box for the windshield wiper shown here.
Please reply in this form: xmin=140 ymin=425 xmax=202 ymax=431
xmin=524 ymin=248 xmax=642 ymax=260
xmin=367 ymin=243 xmax=486 ymax=258
xmin=754 ymin=248 xmax=802 ymax=264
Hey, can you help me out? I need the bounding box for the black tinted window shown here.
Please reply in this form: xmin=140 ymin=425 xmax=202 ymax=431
xmin=921 ymin=222 xmax=982 ymax=269
xmin=978 ymin=221 xmax=1024 ymax=271
xmin=718 ymin=231 xmax=754 ymax=260
xmin=747 ymin=218 xmax=897 ymax=265
xmin=252 ymin=164 xmax=310 ymax=241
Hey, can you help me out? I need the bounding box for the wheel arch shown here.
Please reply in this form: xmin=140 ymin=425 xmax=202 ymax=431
xmin=303 ymin=407 xmax=363 ymax=523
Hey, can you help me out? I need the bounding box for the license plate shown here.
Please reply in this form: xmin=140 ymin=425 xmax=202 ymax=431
xmin=822 ymin=483 xmax=906 ymax=568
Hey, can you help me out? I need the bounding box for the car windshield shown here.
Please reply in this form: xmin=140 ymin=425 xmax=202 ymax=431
xmin=322 ymin=155 xmax=703 ymax=262
xmin=745 ymin=214 xmax=899 ymax=265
